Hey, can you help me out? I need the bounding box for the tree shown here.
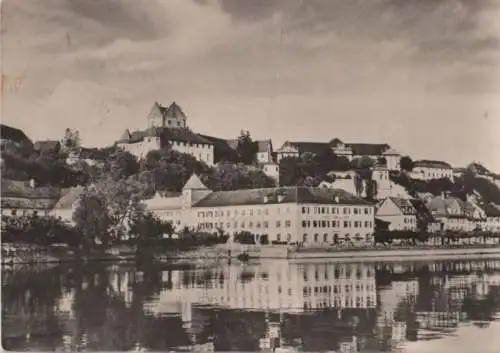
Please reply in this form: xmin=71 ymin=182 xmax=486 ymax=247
xmin=93 ymin=177 xmax=147 ymax=242
xmin=400 ymin=156 xmax=413 ymax=171
xmin=61 ymin=128 xmax=81 ymax=152
xmin=73 ymin=191 xmax=111 ymax=250
xmin=354 ymin=173 xmax=365 ymax=197
xmin=236 ymin=130 xmax=258 ymax=165
xmin=105 ymin=150 xmax=140 ymax=181
xmin=351 ymin=156 xmax=374 ymax=170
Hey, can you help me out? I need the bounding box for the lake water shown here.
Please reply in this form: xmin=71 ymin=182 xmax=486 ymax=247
xmin=2 ymin=258 xmax=500 ymax=352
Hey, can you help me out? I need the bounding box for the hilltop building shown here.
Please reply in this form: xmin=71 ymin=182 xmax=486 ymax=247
xmin=410 ymin=160 xmax=454 ymax=181
xmin=116 ymin=101 xmax=215 ymax=165
xmin=275 ymin=138 xmax=402 ymax=171
xmin=144 ymin=174 xmax=376 ymax=246
xmin=0 ymin=124 xmax=31 ymax=147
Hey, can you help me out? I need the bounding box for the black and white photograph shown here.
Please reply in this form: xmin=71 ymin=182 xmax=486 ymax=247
xmin=1 ymin=0 xmax=500 ymax=352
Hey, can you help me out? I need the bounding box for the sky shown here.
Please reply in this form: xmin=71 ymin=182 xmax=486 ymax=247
xmin=1 ymin=0 xmax=500 ymax=171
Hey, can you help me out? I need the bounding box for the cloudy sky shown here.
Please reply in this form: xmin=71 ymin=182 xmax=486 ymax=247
xmin=2 ymin=0 xmax=500 ymax=170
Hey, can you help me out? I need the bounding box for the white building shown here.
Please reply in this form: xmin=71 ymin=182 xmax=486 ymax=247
xmin=411 ymin=160 xmax=454 ymax=181
xmin=116 ymin=102 xmax=215 ymax=165
xmin=147 ymin=261 xmax=377 ymax=317
xmin=480 ymin=203 xmax=500 ymax=233
xmin=145 ymin=174 xmax=376 ymax=246
xmin=375 ymin=197 xmax=418 ymax=232
xmin=275 ymin=139 xmax=401 ymax=171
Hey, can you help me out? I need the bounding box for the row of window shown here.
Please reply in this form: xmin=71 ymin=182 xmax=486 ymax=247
xmin=301 ymin=206 xmax=372 ymax=215
xmin=198 ymin=207 xmax=291 ymax=218
xmin=302 ymin=233 xmax=372 ymax=243
xmin=303 ymin=284 xmax=375 ymax=295
xmin=199 ymin=220 xmax=292 ymax=230
xmin=171 ymin=140 xmax=212 ymax=149
xmin=302 ymin=220 xmax=373 ymax=229
xmin=304 ymin=268 xmax=373 ymax=281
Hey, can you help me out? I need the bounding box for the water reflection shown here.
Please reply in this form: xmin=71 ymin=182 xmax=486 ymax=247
xmin=2 ymin=259 xmax=500 ymax=352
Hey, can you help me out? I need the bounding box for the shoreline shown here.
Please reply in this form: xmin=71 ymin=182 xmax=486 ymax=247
xmin=2 ymin=243 xmax=500 ymax=266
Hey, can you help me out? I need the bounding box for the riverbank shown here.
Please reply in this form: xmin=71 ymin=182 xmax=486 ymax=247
xmin=2 ymin=242 xmax=500 ymax=265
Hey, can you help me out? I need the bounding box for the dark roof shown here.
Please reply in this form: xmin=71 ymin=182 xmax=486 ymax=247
xmin=193 ymin=186 xmax=372 ymax=208
xmin=158 ymin=101 xmax=187 ymax=120
xmin=161 ymin=128 xmax=213 ymax=145
xmin=413 ymin=160 xmax=452 ymax=169
xmin=198 ymin=134 xmax=239 ymax=161
xmin=1 ymin=180 xmax=60 ymax=210
xmin=256 ymin=140 xmax=272 ymax=153
xmin=347 ymin=143 xmax=390 ymax=156
xmin=482 ymin=203 xmax=500 ymax=217
xmin=1 ymin=179 xmax=61 ymax=199
xmin=34 ymin=140 xmax=61 ymax=152
xmin=118 ymin=127 xmax=213 ymax=145
xmin=0 ymin=124 xmax=30 ymax=143
xmin=387 ymin=197 xmax=416 ymax=215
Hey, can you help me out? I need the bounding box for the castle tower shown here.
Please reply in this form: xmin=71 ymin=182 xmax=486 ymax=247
xmin=145 ymin=101 xmax=187 ymax=129
xmin=181 ymin=174 xmax=212 ymax=229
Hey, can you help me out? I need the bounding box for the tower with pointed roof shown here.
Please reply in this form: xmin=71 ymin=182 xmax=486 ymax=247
xmin=181 ymin=173 xmax=212 ymax=211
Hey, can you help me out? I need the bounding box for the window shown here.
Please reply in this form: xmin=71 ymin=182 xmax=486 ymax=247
xmin=264 ymin=209 xmax=269 ymax=215
xmin=277 ymin=234 xmax=281 ymax=242
xmin=303 ymin=234 xmax=308 ymax=242
xmin=302 ymin=220 xmax=307 ymax=227
xmin=250 ymin=209 xmax=254 ymax=216
xmin=344 ymin=221 xmax=349 ymax=228
xmin=263 ymin=221 xmax=269 ymax=228
xmin=249 ymin=221 xmax=253 ymax=228
xmin=242 ymin=210 xmax=246 ymax=216
xmin=256 ymin=222 xmax=261 ymax=228
xmin=354 ymin=208 xmax=358 ymax=215
xmin=285 ymin=220 xmax=291 ymax=228
xmin=313 ymin=220 xmax=318 ymax=227
xmin=287 ymin=234 xmax=291 ymax=241
xmin=226 ymin=210 xmax=230 ymax=217
xmin=276 ymin=220 xmax=281 ymax=227
xmin=314 ymin=234 xmax=319 ymax=242
xmin=226 ymin=222 xmax=230 ymax=228
xmin=321 ymin=220 xmax=326 ymax=228
xmin=343 ymin=207 xmax=348 ymax=214
xmin=241 ymin=222 xmax=245 ymax=228
xmin=302 ymin=206 xmax=307 ymax=214
xmin=324 ymin=234 xmax=328 ymax=242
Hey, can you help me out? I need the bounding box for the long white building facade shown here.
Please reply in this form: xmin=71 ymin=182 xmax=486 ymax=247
xmin=144 ymin=174 xmax=376 ymax=246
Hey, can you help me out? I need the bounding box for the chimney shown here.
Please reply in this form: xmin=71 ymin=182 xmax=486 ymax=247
xmin=440 ymin=191 xmax=445 ymax=200
xmin=29 ymin=179 xmax=36 ymax=188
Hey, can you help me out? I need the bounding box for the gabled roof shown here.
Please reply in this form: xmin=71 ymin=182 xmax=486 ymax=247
xmin=119 ymin=129 xmax=131 ymax=142
xmin=413 ymin=160 xmax=452 ymax=169
xmin=329 ymin=138 xmax=344 ymax=146
xmin=183 ymin=174 xmax=209 ymax=190
xmin=193 ymin=186 xmax=372 ymax=208
xmin=158 ymin=101 xmax=187 ymax=120
xmin=0 ymin=124 xmax=30 ymax=144
xmin=387 ymin=197 xmax=416 ymax=215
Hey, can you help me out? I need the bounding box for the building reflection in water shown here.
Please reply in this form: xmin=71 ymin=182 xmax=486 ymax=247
xmin=2 ymin=259 xmax=500 ymax=352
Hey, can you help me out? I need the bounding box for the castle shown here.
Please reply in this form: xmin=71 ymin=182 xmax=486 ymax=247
xmin=116 ymin=101 xmax=215 ymax=166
